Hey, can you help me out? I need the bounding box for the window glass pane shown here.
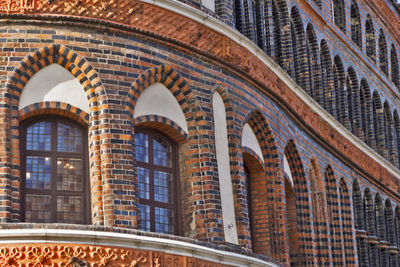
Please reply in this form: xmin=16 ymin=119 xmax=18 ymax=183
xmin=135 ymin=132 xmax=148 ymax=163
xmin=56 ymin=158 xmax=82 ymax=191
xmin=154 ymin=171 xmax=172 ymax=203
xmin=138 ymin=204 xmax=151 ymax=231
xmin=25 ymin=194 xmax=51 ymax=223
xmin=57 ymin=122 xmax=82 ymax=152
xmin=155 ymin=207 xmax=173 ymax=234
xmin=153 ymin=136 xmax=171 ymax=167
xmin=137 ymin=167 xmax=150 ymax=199
xmin=57 ymin=196 xmax=82 ymax=224
xmin=26 ymin=156 xmax=51 ymax=189
xmin=26 ymin=121 xmax=51 ymax=151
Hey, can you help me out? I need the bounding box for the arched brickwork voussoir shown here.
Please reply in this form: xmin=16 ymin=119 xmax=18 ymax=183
xmin=126 ymin=65 xmax=214 ymax=241
xmin=284 ymin=140 xmax=316 ymax=267
xmin=1 ymin=44 xmax=105 ymax=224
xmin=240 ymin=109 xmax=285 ymax=263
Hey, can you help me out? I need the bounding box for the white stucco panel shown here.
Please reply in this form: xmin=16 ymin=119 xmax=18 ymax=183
xmin=212 ymin=92 xmax=238 ymax=244
xmin=134 ymin=82 xmax=188 ymax=134
xmin=201 ymin=0 xmax=215 ymax=12
xmin=241 ymin=123 xmax=264 ymax=163
xmin=283 ymin=155 xmax=294 ymax=186
xmin=18 ymin=64 xmax=89 ymax=113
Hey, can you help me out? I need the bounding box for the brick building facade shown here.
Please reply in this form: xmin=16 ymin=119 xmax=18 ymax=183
xmin=0 ymin=0 xmax=399 ymax=266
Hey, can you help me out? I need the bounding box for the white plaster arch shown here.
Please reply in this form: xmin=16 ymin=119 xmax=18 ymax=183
xmin=134 ymin=82 xmax=188 ymax=134
xmin=241 ymin=123 xmax=264 ymax=163
xmin=212 ymin=92 xmax=238 ymax=244
xmin=19 ymin=63 xmax=89 ymax=113
xmin=283 ymin=155 xmax=294 ymax=187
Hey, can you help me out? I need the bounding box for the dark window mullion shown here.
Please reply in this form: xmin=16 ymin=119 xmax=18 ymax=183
xmin=149 ymin=130 xmax=155 ymax=232
xmin=51 ymin=120 xmax=57 ymax=223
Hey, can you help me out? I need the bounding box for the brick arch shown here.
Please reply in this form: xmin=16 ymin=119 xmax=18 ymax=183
xmin=346 ymin=67 xmax=362 ymax=137
xmin=383 ymin=101 xmax=397 ymax=166
xmin=19 ymin=101 xmax=89 ymax=127
xmin=365 ymin=15 xmax=376 ymax=62
xmin=339 ymin=178 xmax=356 ymax=266
xmin=134 ymin=115 xmax=188 ymax=144
xmin=239 ymin=109 xmax=285 ymax=262
xmin=320 ymin=40 xmax=335 ymax=116
xmin=1 ymin=44 xmax=105 ymax=224
xmin=375 ymin=193 xmax=389 ymax=265
xmin=372 ymin=91 xmax=386 ymax=158
xmin=352 ymin=179 xmax=369 ymax=266
xmin=324 ymin=165 xmax=345 ymax=266
xmin=350 ymin=0 xmax=362 ymax=48
xmin=290 ymin=6 xmax=310 ymax=91
xmin=333 ymin=0 xmax=346 ymax=32
xmin=360 ymin=79 xmax=375 ymax=149
xmin=309 ymin=157 xmax=330 ymax=266
xmin=333 ymin=56 xmax=349 ymax=128
xmin=391 ymin=44 xmax=399 ymax=89
xmin=379 ymin=29 xmax=389 ymax=76
xmin=364 ymin=188 xmax=379 ymax=265
xmin=306 ymin=24 xmax=321 ymax=102
xmin=284 ymin=140 xmax=316 ymax=266
xmin=393 ymin=110 xmax=400 ymax=167
xmin=384 ymin=199 xmax=395 ymax=246
xmin=233 ymin=0 xmax=257 ymax=42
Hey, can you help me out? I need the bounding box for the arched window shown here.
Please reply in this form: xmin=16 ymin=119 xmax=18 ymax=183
xmin=333 ymin=56 xmax=348 ymax=128
xmin=384 ymin=102 xmax=397 ymax=166
xmin=360 ymin=79 xmax=375 ymax=148
xmin=350 ymin=1 xmax=362 ymax=48
xmin=375 ymin=194 xmax=389 ymax=266
xmin=353 ymin=180 xmax=369 ymax=267
xmin=365 ymin=15 xmax=376 ymax=62
xmin=333 ymin=0 xmax=346 ymax=32
xmin=365 ymin=189 xmax=378 ymax=266
xmin=134 ymin=128 xmax=181 ymax=235
xmin=347 ymin=67 xmax=361 ymax=137
xmin=234 ymin=0 xmax=257 ymax=42
xmin=20 ymin=116 xmax=89 ymax=224
xmin=379 ymin=30 xmax=389 ymax=76
xmin=320 ymin=40 xmax=334 ymax=116
xmin=372 ymin=91 xmax=386 ymax=158
xmin=391 ymin=45 xmax=399 ymax=89
xmin=306 ymin=24 xmax=321 ymax=102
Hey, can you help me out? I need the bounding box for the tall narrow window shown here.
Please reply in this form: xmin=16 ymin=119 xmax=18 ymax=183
xmin=333 ymin=0 xmax=346 ymax=32
xmin=351 ymin=1 xmax=362 ymax=48
xmin=134 ymin=128 xmax=181 ymax=235
xmin=379 ymin=30 xmax=388 ymax=76
xmin=21 ymin=116 xmax=89 ymax=224
xmin=391 ymin=45 xmax=399 ymax=88
xmin=365 ymin=15 xmax=376 ymax=62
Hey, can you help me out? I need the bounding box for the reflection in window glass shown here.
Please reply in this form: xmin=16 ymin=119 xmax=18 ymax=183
xmin=155 ymin=207 xmax=173 ymax=234
xmin=135 ymin=132 xmax=148 ymax=163
xmin=57 ymin=196 xmax=82 ymax=224
xmin=138 ymin=167 xmax=150 ymax=199
xmin=138 ymin=204 xmax=151 ymax=231
xmin=154 ymin=171 xmax=171 ymax=203
xmin=26 ymin=156 xmax=51 ymax=189
xmin=25 ymin=194 xmax=51 ymax=223
xmin=26 ymin=121 xmax=51 ymax=151
xmin=153 ymin=136 xmax=171 ymax=167
xmin=57 ymin=122 xmax=82 ymax=152
xmin=56 ymin=158 xmax=82 ymax=191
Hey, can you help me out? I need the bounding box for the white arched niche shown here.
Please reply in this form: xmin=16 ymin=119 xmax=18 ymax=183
xmin=134 ymin=82 xmax=188 ymax=134
xmin=283 ymin=155 xmax=294 ymax=187
xmin=241 ymin=123 xmax=264 ymax=163
xmin=19 ymin=63 xmax=89 ymax=113
xmin=212 ymin=92 xmax=238 ymax=244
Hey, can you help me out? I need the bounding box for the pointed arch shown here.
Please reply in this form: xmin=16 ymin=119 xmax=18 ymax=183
xmin=324 ymin=166 xmax=345 ymax=266
xmin=365 ymin=15 xmax=376 ymax=62
xmin=3 ymin=44 xmax=104 ymax=224
xmin=350 ymin=1 xmax=362 ymax=48
xmin=333 ymin=56 xmax=350 ymax=128
xmin=234 ymin=0 xmax=257 ymax=42
xmin=306 ymin=24 xmax=321 ymax=101
xmin=391 ymin=45 xmax=399 ymax=89
xmin=290 ymin=6 xmax=310 ymax=91
xmin=333 ymin=0 xmax=346 ymax=32
xmin=347 ymin=67 xmax=362 ymax=137
xmin=383 ymin=102 xmax=397 ymax=166
xmin=379 ymin=29 xmax=389 ymax=76
xmin=385 ymin=199 xmax=395 ymax=245
xmin=284 ymin=140 xmax=315 ymax=266
xmin=364 ymin=188 xmax=379 ymax=265
xmin=309 ymin=158 xmax=330 ymax=265
xmin=393 ymin=110 xmax=400 ymax=168
xmin=352 ymin=180 xmax=369 ymax=267
xmin=375 ymin=194 xmax=389 ymax=266
xmin=372 ymin=91 xmax=386 ymax=158
xmin=240 ymin=109 xmax=284 ymax=261
xmin=339 ymin=178 xmax=356 ymax=265
xmin=320 ymin=40 xmax=335 ymax=116
xmin=360 ymin=79 xmax=375 ymax=148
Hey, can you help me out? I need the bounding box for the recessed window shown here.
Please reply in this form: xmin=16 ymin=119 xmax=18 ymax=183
xmin=134 ymin=129 xmax=181 ymax=235
xmin=20 ymin=117 xmax=89 ymax=224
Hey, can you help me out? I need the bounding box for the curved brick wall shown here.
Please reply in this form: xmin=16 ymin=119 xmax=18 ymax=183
xmin=0 ymin=0 xmax=399 ymax=266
